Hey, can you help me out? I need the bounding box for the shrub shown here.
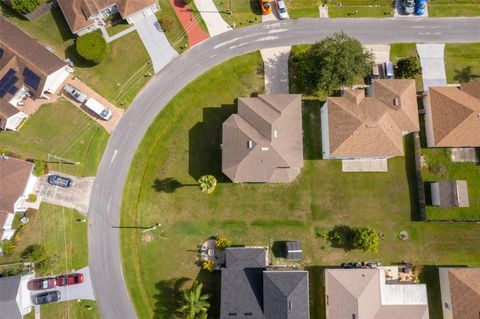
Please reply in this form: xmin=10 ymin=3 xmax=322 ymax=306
xmin=326 ymin=225 xmax=356 ymax=250
xmin=429 ymin=163 xmax=446 ymax=176
xmin=21 ymin=244 xmax=47 ymax=264
xmin=215 ymin=235 xmax=231 ymax=249
xmin=198 ymin=175 xmax=217 ymax=194
xmin=0 ymin=266 xmax=23 ymax=277
xmin=11 ymin=0 xmax=39 ymax=14
xmin=202 ymin=260 xmax=214 ymax=272
xmin=353 ymin=227 xmax=379 ymax=253
xmin=0 ymin=239 xmax=15 ymax=256
xmin=395 ymin=56 xmax=422 ymax=79
xmin=27 ymin=194 xmax=37 ymax=203
xmin=159 ymin=16 xmax=176 ymax=32
xmin=33 ymin=160 xmax=46 ymax=176
xmin=76 ymin=32 xmax=109 ymax=64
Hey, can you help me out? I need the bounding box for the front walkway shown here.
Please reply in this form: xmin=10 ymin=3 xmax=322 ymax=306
xmin=416 ymin=43 xmax=447 ymax=89
xmin=168 ymin=0 xmax=210 ymax=46
xmin=99 ymin=25 xmax=136 ymax=43
xmin=134 ymin=15 xmax=179 ymax=73
xmin=260 ymin=46 xmax=291 ymax=94
xmin=193 ymin=0 xmax=232 ymax=36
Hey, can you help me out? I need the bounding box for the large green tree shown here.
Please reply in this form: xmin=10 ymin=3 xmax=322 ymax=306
xmin=76 ymin=32 xmax=109 ymax=65
xmin=11 ymin=0 xmax=39 ymax=14
xmin=292 ymin=32 xmax=374 ymax=95
xmin=395 ymin=56 xmax=422 ymax=79
xmin=178 ymin=282 xmax=210 ymax=319
xmin=353 ymin=227 xmax=379 ymax=253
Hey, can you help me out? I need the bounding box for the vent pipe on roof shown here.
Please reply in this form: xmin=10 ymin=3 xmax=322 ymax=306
xmin=260 ymin=147 xmax=269 ymax=151
xmin=274 ymin=130 xmax=278 ymax=138
xmin=247 ymin=140 xmax=253 ymax=149
xmin=393 ymin=98 xmax=399 ymax=107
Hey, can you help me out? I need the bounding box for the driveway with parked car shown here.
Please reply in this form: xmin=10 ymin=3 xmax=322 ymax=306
xmin=35 ymin=171 xmax=94 ymax=214
xmin=394 ymin=0 xmax=428 ymax=17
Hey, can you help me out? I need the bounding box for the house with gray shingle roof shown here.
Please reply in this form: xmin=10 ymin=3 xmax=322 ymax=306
xmin=220 ymin=247 xmax=309 ymax=319
xmin=0 ymin=275 xmax=34 ymax=319
xmin=439 ymin=268 xmax=480 ymax=319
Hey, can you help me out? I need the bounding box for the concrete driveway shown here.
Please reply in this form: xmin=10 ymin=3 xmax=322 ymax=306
xmin=134 ymin=15 xmax=178 ymax=73
xmin=260 ymin=46 xmax=291 ymax=94
xmin=193 ymin=0 xmax=232 ymax=36
xmin=35 ymin=172 xmax=94 ymax=214
xmin=416 ymin=43 xmax=447 ymax=89
xmin=29 ymin=267 xmax=95 ymax=304
xmin=364 ymin=44 xmax=391 ymax=64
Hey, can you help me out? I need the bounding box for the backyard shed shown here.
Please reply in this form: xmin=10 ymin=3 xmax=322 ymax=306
xmin=285 ymin=241 xmax=302 ymax=260
xmin=430 ymin=180 xmax=469 ymax=208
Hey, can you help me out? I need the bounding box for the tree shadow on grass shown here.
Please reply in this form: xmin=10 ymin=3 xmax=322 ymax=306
xmin=454 ymin=66 xmax=480 ymax=83
xmin=188 ymin=104 xmax=236 ymax=181
xmin=195 ymin=269 xmax=221 ymax=318
xmin=152 ymin=177 xmax=196 ymax=193
xmin=153 ymin=277 xmax=190 ymax=319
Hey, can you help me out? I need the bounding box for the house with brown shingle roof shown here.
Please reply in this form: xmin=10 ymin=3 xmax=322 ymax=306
xmin=0 ymin=17 xmax=70 ymax=131
xmin=0 ymin=156 xmax=37 ymax=240
xmin=325 ymin=268 xmax=429 ymax=319
xmin=424 ymin=81 xmax=480 ymax=148
xmin=57 ymin=0 xmax=159 ymax=35
xmin=439 ymin=268 xmax=480 ymax=319
xmin=222 ymin=94 xmax=304 ymax=183
xmin=321 ymin=79 xmax=419 ymax=161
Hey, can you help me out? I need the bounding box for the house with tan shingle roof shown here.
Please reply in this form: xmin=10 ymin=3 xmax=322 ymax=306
xmin=222 ymin=94 xmax=304 ymax=183
xmin=321 ymin=79 xmax=419 ymax=161
xmin=325 ymin=268 xmax=429 ymax=319
xmin=0 ymin=156 xmax=37 ymax=241
xmin=424 ymin=81 xmax=480 ymax=148
xmin=439 ymin=268 xmax=480 ymax=319
xmin=57 ymin=0 xmax=159 ymax=36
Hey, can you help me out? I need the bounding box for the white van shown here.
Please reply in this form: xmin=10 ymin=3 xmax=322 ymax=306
xmin=84 ymin=98 xmax=112 ymax=121
xmin=385 ymin=61 xmax=394 ymax=79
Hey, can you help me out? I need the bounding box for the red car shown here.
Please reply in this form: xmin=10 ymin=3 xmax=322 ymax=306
xmin=56 ymin=273 xmax=84 ymax=286
xmin=27 ymin=278 xmax=56 ymax=291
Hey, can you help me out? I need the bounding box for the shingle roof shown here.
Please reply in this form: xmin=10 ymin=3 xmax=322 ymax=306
xmin=221 ymin=248 xmax=267 ymax=319
xmin=446 ymin=268 xmax=480 ymax=319
xmin=285 ymin=241 xmax=302 ymax=260
xmin=263 ymin=271 xmax=309 ymax=319
xmin=325 ymin=269 xmax=429 ymax=319
xmin=0 ymin=275 xmax=22 ymax=319
xmin=57 ymin=0 xmax=156 ymax=34
xmin=432 ymin=180 xmax=469 ymax=208
xmin=222 ymin=95 xmax=304 ymax=183
xmin=427 ymin=83 xmax=480 ymax=147
xmin=0 ymin=156 xmax=33 ymax=215
xmin=325 ymin=80 xmax=419 ymax=159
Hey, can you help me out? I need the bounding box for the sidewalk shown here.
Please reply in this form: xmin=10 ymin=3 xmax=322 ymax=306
xmin=99 ymin=25 xmax=136 ymax=43
xmin=193 ymin=0 xmax=232 ymax=36
xmin=169 ymin=0 xmax=209 ymax=46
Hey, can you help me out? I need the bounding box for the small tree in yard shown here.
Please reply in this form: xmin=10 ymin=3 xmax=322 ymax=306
xmin=353 ymin=227 xmax=379 ymax=253
xmin=292 ymin=32 xmax=374 ymax=95
xmin=0 ymin=239 xmax=15 ymax=256
xmin=215 ymin=235 xmax=231 ymax=249
xmin=178 ymin=282 xmax=210 ymax=319
xmin=395 ymin=56 xmax=422 ymax=79
xmin=11 ymin=0 xmax=39 ymax=14
xmin=198 ymin=175 xmax=217 ymax=194
xmin=33 ymin=160 xmax=46 ymax=176
xmin=21 ymin=244 xmax=47 ymax=264
xmin=76 ymin=32 xmax=109 ymax=64
xmin=202 ymin=260 xmax=214 ymax=272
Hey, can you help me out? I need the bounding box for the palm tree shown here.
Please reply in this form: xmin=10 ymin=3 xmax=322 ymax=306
xmin=198 ymin=175 xmax=217 ymax=194
xmin=178 ymin=282 xmax=210 ymax=319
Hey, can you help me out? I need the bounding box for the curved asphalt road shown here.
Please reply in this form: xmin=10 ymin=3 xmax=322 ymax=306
xmin=88 ymin=18 xmax=480 ymax=319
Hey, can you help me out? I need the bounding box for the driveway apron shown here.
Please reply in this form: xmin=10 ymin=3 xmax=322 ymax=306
xmin=169 ymin=0 xmax=209 ymax=46
xmin=260 ymin=46 xmax=291 ymax=94
xmin=193 ymin=0 xmax=232 ymax=36
xmin=416 ymin=43 xmax=447 ymax=89
xmin=134 ymin=15 xmax=179 ymax=73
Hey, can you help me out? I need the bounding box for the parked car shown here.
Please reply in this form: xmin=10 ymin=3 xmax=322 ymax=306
xmin=32 ymin=291 xmax=61 ymax=305
xmin=260 ymin=0 xmax=272 ymax=14
xmin=84 ymin=98 xmax=113 ymax=121
xmin=276 ymin=0 xmax=289 ymax=19
xmin=47 ymin=175 xmax=73 ymax=188
xmin=401 ymin=0 xmax=415 ymax=14
xmin=371 ymin=64 xmax=380 ymax=80
xmin=64 ymin=84 xmax=88 ymax=103
xmin=415 ymin=0 xmax=427 ymax=15
xmin=384 ymin=61 xmax=394 ymax=79
xmin=56 ymin=273 xmax=84 ymax=286
xmin=27 ymin=278 xmax=56 ymax=291
xmin=341 ymin=262 xmax=362 ymax=269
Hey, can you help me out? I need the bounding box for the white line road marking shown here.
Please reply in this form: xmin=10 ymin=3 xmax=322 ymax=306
xmin=110 ymin=150 xmax=118 ymax=164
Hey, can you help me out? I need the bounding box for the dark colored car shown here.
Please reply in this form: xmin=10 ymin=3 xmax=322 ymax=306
xmin=32 ymin=291 xmax=61 ymax=305
xmin=56 ymin=273 xmax=84 ymax=286
xmin=401 ymin=0 xmax=415 ymax=14
xmin=47 ymin=175 xmax=73 ymax=188
xmin=27 ymin=278 xmax=56 ymax=291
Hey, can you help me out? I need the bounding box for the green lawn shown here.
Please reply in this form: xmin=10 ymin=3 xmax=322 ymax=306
xmin=106 ymin=20 xmax=132 ymax=37
xmin=444 ymin=43 xmax=480 ymax=83
xmin=156 ymin=0 xmax=191 ymax=52
xmin=41 ymin=300 xmax=101 ymax=319
xmin=429 ymin=0 xmax=480 ymax=16
xmin=390 ymin=43 xmax=424 ymax=91
xmin=1 ymin=5 xmax=153 ymax=107
xmin=217 ymin=0 xmax=261 ymax=27
xmin=120 ymin=52 xmax=480 ymax=319
xmin=0 ymin=99 xmax=109 ymax=176
xmin=421 ymin=148 xmax=480 ymax=220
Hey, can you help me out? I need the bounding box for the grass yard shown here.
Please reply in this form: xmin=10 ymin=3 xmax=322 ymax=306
xmin=444 ymin=43 xmax=480 ymax=83
xmin=120 ymin=52 xmax=480 ymax=319
xmin=428 ymin=0 xmax=480 ymax=16
xmin=390 ymin=43 xmax=424 ymax=91
xmin=41 ymin=300 xmax=102 ymax=319
xmin=106 ymin=20 xmax=132 ymax=37
xmin=421 ymin=148 xmax=480 ymax=220
xmin=217 ymin=0 xmax=262 ymax=27
xmin=0 ymin=99 xmax=109 ymax=176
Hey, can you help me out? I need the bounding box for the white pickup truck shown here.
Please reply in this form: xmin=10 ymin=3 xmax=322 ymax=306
xmin=84 ymin=98 xmax=112 ymax=121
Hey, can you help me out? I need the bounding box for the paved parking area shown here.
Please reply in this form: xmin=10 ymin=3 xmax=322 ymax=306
xmin=29 ymin=267 xmax=95 ymax=304
xmin=193 ymin=0 xmax=232 ymax=36
xmin=35 ymin=171 xmax=94 ymax=214
xmin=342 ymin=159 xmax=389 ymax=172
xmin=364 ymin=44 xmax=391 ymax=64
xmin=417 ymin=43 xmax=447 ymax=89
xmin=64 ymin=78 xmax=124 ymax=134
xmin=261 ymin=46 xmax=291 ymax=94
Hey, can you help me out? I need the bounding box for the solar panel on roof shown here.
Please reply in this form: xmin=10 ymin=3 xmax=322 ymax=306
xmin=8 ymin=86 xmax=18 ymax=95
xmin=0 ymin=48 xmax=3 ymax=59
xmin=23 ymin=67 xmax=41 ymax=90
xmin=5 ymin=68 xmax=15 ymax=79
xmin=8 ymin=76 xmax=18 ymax=84
xmin=0 ymin=89 xmax=6 ymax=98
